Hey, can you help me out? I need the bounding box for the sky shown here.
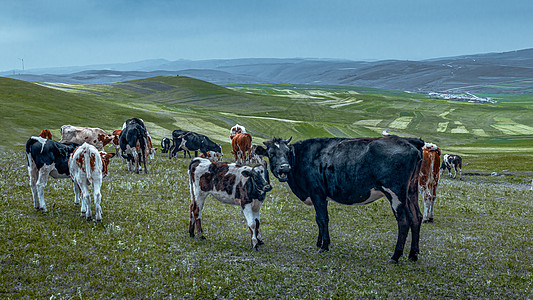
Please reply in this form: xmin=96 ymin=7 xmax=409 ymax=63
xmin=1 ymin=0 xmax=532 ymax=71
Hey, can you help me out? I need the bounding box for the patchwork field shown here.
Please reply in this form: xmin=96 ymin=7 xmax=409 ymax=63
xmin=1 ymin=76 xmax=532 ymax=298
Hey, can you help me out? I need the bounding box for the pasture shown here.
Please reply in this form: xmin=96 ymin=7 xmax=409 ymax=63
xmin=1 ymin=75 xmax=532 ymax=298
xmin=1 ymin=151 xmax=532 ymax=299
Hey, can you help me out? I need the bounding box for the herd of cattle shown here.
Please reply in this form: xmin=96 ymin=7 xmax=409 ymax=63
xmin=25 ymin=120 xmax=463 ymax=261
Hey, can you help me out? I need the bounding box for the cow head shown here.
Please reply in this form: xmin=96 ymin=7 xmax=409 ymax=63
xmin=99 ymin=152 xmax=115 ymax=177
xmin=242 ymin=165 xmax=272 ymax=200
xmin=257 ymin=137 xmax=292 ymax=182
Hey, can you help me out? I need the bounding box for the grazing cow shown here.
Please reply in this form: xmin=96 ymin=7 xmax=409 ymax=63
xmin=188 ymin=158 xmax=272 ymax=249
xmin=69 ymin=143 xmax=115 ymax=221
xmin=25 ymin=136 xmax=79 ymax=212
xmin=60 ymin=125 xmax=118 ymax=151
xmin=441 ymin=154 xmax=462 ymax=179
xmin=169 ymin=129 xmax=193 ymax=159
xmin=161 ymin=138 xmax=171 ymax=153
xmin=231 ymin=132 xmax=253 ymax=164
xmin=110 ymin=129 xmax=122 ymax=154
xmin=169 ymin=130 xmax=222 ymax=159
xmin=418 ymin=143 xmax=441 ymax=223
xmin=122 ymin=118 xmax=156 ymax=160
xmin=39 ymin=129 xmax=52 ymax=140
xmin=199 ymin=150 xmax=223 ymax=162
xmin=256 ymin=136 xmax=424 ymax=262
xmin=119 ymin=123 xmax=148 ymax=174
xmin=230 ymin=124 xmax=246 ymax=140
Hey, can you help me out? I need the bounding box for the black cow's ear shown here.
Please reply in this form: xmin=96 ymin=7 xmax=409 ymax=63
xmin=255 ymin=146 xmax=267 ymax=156
xmin=242 ymin=170 xmax=252 ymax=177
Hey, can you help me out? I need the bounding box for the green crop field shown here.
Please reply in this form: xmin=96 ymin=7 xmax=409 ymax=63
xmin=1 ymin=76 xmax=532 ymax=298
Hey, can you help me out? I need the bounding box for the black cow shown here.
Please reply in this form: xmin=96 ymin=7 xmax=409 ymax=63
xmin=169 ymin=130 xmax=222 ymax=159
xmin=119 ymin=123 xmax=148 ymax=174
xmin=256 ymin=136 xmax=424 ymax=262
xmin=25 ymin=136 xmax=79 ymax=212
xmin=161 ymin=137 xmax=171 ymax=153
xmin=440 ymin=154 xmax=462 ymax=179
xmin=169 ymin=130 xmax=193 ymax=159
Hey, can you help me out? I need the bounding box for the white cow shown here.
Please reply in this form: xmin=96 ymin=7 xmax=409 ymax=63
xmin=69 ymin=143 xmax=115 ymax=221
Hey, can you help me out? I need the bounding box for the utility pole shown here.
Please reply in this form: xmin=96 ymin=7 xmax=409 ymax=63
xmin=18 ymin=58 xmax=24 ymax=73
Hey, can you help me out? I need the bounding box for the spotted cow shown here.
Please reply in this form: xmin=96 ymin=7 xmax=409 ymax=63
xmin=230 ymin=124 xmax=246 ymax=140
xmin=188 ymin=158 xmax=272 ymax=249
xmin=161 ymin=138 xmax=171 ymax=153
xmin=60 ymin=125 xmax=118 ymax=151
xmin=69 ymin=143 xmax=115 ymax=221
xmin=418 ymin=143 xmax=441 ymax=223
xmin=441 ymin=154 xmax=462 ymax=179
xmin=25 ymin=136 xmax=79 ymax=212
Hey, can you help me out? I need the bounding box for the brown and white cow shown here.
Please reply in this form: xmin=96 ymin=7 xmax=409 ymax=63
xmin=60 ymin=125 xmax=118 ymax=151
xmin=69 ymin=143 xmax=115 ymax=221
xmin=230 ymin=124 xmax=246 ymax=140
xmin=440 ymin=154 xmax=462 ymax=180
xmin=418 ymin=143 xmax=441 ymax=223
xmin=39 ymin=129 xmax=53 ymax=140
xmin=199 ymin=150 xmax=223 ymax=162
xmin=231 ymin=132 xmax=253 ymax=164
xmin=188 ymin=158 xmax=272 ymax=250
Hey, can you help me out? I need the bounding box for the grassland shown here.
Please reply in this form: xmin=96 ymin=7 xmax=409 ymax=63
xmin=1 ymin=151 xmax=532 ymax=299
xmin=1 ymin=76 xmax=533 ymax=298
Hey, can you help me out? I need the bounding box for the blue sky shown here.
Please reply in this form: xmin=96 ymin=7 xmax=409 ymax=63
xmin=1 ymin=0 xmax=532 ymax=71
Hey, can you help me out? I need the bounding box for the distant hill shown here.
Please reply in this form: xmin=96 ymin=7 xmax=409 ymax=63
xmin=2 ymin=48 xmax=533 ymax=94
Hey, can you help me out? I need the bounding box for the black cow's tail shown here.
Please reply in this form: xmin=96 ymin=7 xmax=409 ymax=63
xmin=25 ymin=137 xmax=38 ymax=166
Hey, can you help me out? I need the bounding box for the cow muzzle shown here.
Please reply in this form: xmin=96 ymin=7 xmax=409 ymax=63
xmin=277 ymin=164 xmax=291 ymax=182
xmin=263 ymin=184 xmax=272 ymax=193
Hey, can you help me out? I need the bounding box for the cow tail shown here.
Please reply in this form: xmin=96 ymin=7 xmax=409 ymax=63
xmin=85 ymin=151 xmax=94 ymax=184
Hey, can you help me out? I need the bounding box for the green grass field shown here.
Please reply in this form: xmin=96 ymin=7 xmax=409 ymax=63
xmin=1 ymin=76 xmax=532 ymax=298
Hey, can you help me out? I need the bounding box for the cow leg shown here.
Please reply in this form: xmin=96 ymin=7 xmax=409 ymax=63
xmin=73 ymin=180 xmax=82 ymax=207
xmin=406 ymin=181 xmax=423 ymax=262
xmin=93 ymin=179 xmax=103 ymax=222
xmin=310 ymin=196 xmax=330 ymax=251
xmin=189 ymin=191 xmax=206 ymax=239
xmin=420 ymin=187 xmax=432 ymax=223
xmin=36 ymin=167 xmax=52 ymax=212
xmin=79 ymin=181 xmax=92 ymax=221
xmin=381 ymin=187 xmax=410 ymax=262
xmin=27 ymin=165 xmax=40 ymax=210
xmin=243 ymin=200 xmax=263 ymax=250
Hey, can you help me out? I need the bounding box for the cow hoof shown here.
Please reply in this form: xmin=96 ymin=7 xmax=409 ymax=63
xmin=408 ymin=254 xmax=418 ymax=262
xmin=86 ymin=217 xmax=92 ymax=221
xmin=428 ymin=218 xmax=434 ymax=223
xmin=253 ymin=245 xmax=259 ymax=251
xmin=199 ymin=236 xmax=206 ymax=240
xmin=318 ymin=247 xmax=329 ymax=253
xmin=257 ymin=239 xmax=264 ymax=246
xmin=388 ymin=258 xmax=399 ymax=264
xmin=96 ymin=219 xmax=102 ymax=223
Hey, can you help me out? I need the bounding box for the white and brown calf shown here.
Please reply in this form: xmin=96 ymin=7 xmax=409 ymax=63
xmin=60 ymin=125 xmax=118 ymax=151
xmin=188 ymin=158 xmax=272 ymax=250
xmin=419 ymin=143 xmax=441 ymax=223
xmin=69 ymin=143 xmax=115 ymax=221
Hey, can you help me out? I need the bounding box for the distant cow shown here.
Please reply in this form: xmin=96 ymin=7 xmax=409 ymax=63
xmin=119 ymin=122 xmax=148 ymax=174
xmin=39 ymin=129 xmax=52 ymax=140
xmin=161 ymin=138 xmax=171 ymax=153
xmin=60 ymin=125 xmax=118 ymax=151
xmin=169 ymin=130 xmax=222 ymax=159
xmin=169 ymin=129 xmax=193 ymax=159
xmin=441 ymin=154 xmax=462 ymax=179
xmin=256 ymin=136 xmax=424 ymax=262
xmin=199 ymin=150 xmax=223 ymax=162
xmin=230 ymin=124 xmax=246 ymax=140
xmin=69 ymin=143 xmax=115 ymax=221
xmin=25 ymin=136 xmax=79 ymax=212
xmin=188 ymin=158 xmax=272 ymax=249
xmin=418 ymin=143 xmax=441 ymax=223
xmin=231 ymin=132 xmax=253 ymax=164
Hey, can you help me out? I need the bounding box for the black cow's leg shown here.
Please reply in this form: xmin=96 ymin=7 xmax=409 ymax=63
xmin=311 ymin=196 xmax=330 ymax=251
xmin=391 ymin=206 xmax=410 ymax=263
xmin=407 ymin=177 xmax=422 ymax=262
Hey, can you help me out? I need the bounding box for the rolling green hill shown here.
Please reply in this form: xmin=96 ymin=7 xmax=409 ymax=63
xmin=1 ymin=76 xmax=532 ymax=171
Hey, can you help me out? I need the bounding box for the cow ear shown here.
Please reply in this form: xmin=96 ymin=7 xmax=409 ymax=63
xmin=254 ymin=145 xmax=267 ymax=156
xmin=242 ymin=170 xmax=252 ymax=178
xmin=285 ymin=136 xmax=292 ymax=144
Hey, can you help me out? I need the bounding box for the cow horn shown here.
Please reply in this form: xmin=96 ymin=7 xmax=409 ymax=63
xmin=285 ymin=136 xmax=292 ymax=144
